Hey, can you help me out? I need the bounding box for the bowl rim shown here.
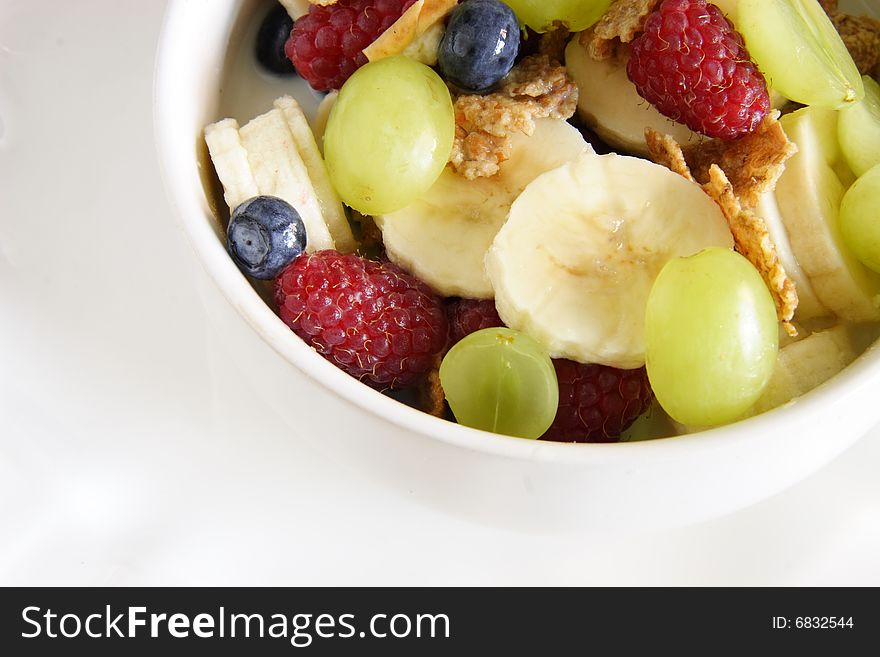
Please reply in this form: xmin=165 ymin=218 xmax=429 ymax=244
xmin=152 ymin=0 xmax=880 ymax=467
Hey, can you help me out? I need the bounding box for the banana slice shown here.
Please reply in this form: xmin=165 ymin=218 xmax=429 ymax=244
xmin=487 ymin=152 xmax=735 ymax=369
xmin=776 ymin=106 xmax=880 ymax=322
xmin=401 ymin=21 xmax=446 ymax=66
xmin=565 ymin=37 xmax=702 ymax=157
xmin=204 ymin=118 xmax=260 ymax=211
xmin=750 ymin=325 xmax=856 ymax=414
xmin=279 ymin=0 xmax=310 ymax=19
xmin=238 ymin=107 xmax=335 ymax=252
xmin=274 ymin=96 xmax=356 ymax=253
xmin=376 ymin=119 xmax=591 ymax=298
xmin=754 ymin=191 xmax=829 ymax=321
xmin=363 ymin=0 xmax=456 ymax=65
xmin=311 ymin=91 xmax=338 ymax=154
xmin=206 ymin=97 xmax=357 ymax=253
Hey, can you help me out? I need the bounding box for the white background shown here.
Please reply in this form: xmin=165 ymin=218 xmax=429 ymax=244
xmin=1 ymin=0 xmax=879 ymax=585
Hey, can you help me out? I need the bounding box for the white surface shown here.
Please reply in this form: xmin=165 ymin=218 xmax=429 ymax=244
xmin=157 ymin=0 xmax=880 ymax=534
xmin=1 ymin=0 xmax=879 ymax=585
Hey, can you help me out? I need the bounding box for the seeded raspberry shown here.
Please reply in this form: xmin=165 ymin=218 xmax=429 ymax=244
xmin=626 ymin=0 xmax=771 ymax=141
xmin=541 ymin=360 xmax=653 ymax=443
xmin=285 ymin=0 xmax=417 ymax=92
xmin=274 ymin=250 xmax=449 ymax=389
xmin=448 ymin=298 xmax=503 ymax=344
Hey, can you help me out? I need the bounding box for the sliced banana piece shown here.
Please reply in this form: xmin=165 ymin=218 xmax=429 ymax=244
xmin=754 ymin=191 xmax=829 ymax=321
xmin=274 ymin=96 xmax=355 ymax=252
xmin=279 ymin=0 xmax=310 ymax=19
xmin=401 ymin=21 xmax=446 ymax=66
xmin=238 ymin=107 xmax=335 ymax=252
xmin=776 ymin=106 xmax=880 ymax=322
xmin=750 ymin=325 xmax=856 ymax=414
xmin=311 ymin=91 xmax=338 ymax=154
xmin=487 ymin=152 xmax=735 ymax=369
xmin=565 ymin=37 xmax=701 ymax=157
xmin=204 ymin=118 xmax=260 ymax=210
xmin=206 ymin=97 xmax=358 ymax=253
xmin=363 ymin=0 xmax=456 ymax=65
xmin=376 ymin=119 xmax=591 ymax=298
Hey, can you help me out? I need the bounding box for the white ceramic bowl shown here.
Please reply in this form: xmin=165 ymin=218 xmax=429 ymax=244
xmin=154 ymin=0 xmax=880 ymax=532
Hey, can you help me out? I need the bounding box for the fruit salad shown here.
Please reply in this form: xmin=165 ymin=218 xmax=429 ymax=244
xmin=204 ymin=0 xmax=880 ymax=442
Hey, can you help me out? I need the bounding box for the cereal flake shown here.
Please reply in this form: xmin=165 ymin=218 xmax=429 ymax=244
xmin=538 ymin=22 xmax=571 ymax=64
xmin=833 ymin=13 xmax=880 ymax=77
xmin=682 ymin=113 xmax=798 ymax=209
xmin=449 ymin=55 xmax=578 ymax=179
xmin=702 ymin=166 xmax=799 ymax=334
xmin=418 ymin=355 xmax=447 ymax=418
xmin=646 ymin=127 xmax=799 ymax=333
xmin=587 ymin=0 xmax=661 ymax=60
xmin=822 ymin=0 xmax=880 ymax=77
xmin=645 ymin=128 xmax=695 ymax=182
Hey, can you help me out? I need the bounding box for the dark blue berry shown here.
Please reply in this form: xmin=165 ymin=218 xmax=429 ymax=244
xmin=227 ymin=196 xmax=307 ymax=279
xmin=438 ymin=0 xmax=520 ymax=94
xmin=256 ymin=4 xmax=297 ymax=76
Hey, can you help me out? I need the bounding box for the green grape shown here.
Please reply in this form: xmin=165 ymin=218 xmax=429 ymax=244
xmin=839 ymin=76 xmax=880 ymax=177
xmin=840 ymin=165 xmax=880 ymax=274
xmin=645 ymin=248 xmax=779 ymax=427
xmin=504 ymin=0 xmax=612 ymax=32
xmin=712 ymin=0 xmax=737 ymax=18
xmin=439 ymin=328 xmax=558 ymax=439
xmin=324 ymin=56 xmax=455 ymax=215
xmin=619 ymin=403 xmax=675 ymax=443
xmin=737 ymin=0 xmax=864 ymax=109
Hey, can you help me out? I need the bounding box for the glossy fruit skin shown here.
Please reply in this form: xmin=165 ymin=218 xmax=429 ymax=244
xmin=737 ymin=0 xmax=864 ymax=109
xmin=541 ymin=361 xmax=653 ymax=443
xmin=627 ymin=0 xmax=771 ymax=140
xmin=439 ymin=327 xmax=558 ymax=439
xmin=227 ymin=196 xmax=307 ymax=279
xmin=839 ymin=76 xmax=880 ymax=177
xmin=645 ymin=247 xmax=779 ymax=427
xmin=324 ymin=56 xmax=455 ymax=215
xmin=256 ymin=3 xmax=297 ymax=75
xmin=438 ymin=0 xmax=520 ymax=93
xmin=274 ymin=250 xmax=448 ymax=389
xmin=840 ymin=164 xmax=880 ymax=274
xmin=503 ymin=0 xmax=612 ymax=33
xmin=285 ymin=0 xmax=416 ymax=91
xmin=448 ymin=298 xmax=503 ymax=344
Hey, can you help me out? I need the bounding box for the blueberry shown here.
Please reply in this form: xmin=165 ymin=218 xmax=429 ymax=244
xmin=255 ymin=3 xmax=297 ymax=76
xmin=438 ymin=0 xmax=520 ymax=94
xmin=227 ymin=196 xmax=307 ymax=279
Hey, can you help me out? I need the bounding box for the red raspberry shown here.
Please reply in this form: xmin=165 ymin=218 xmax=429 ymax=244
xmin=274 ymin=250 xmax=449 ymax=389
xmin=626 ymin=0 xmax=771 ymax=141
xmin=448 ymin=298 xmax=503 ymax=344
xmin=541 ymin=360 xmax=653 ymax=443
xmin=285 ymin=0 xmax=417 ymax=92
